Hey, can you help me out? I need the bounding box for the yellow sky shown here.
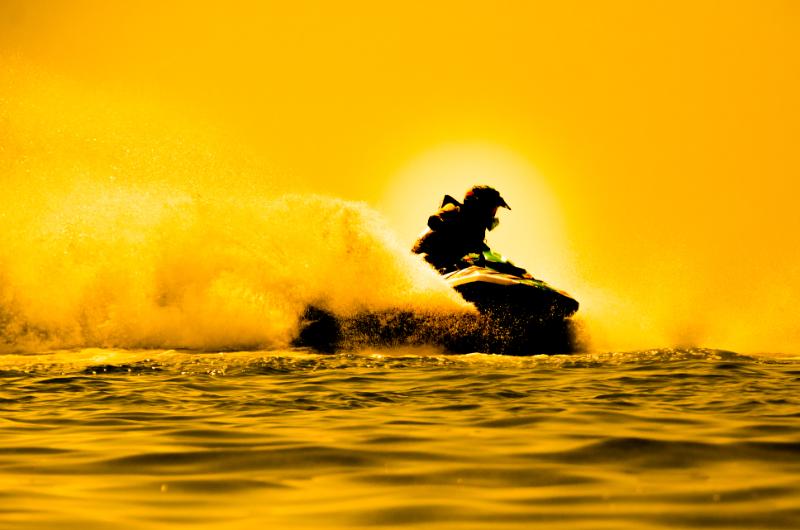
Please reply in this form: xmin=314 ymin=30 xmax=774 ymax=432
xmin=1 ymin=0 xmax=798 ymax=351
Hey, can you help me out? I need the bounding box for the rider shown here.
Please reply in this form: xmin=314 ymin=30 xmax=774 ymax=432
xmin=412 ymin=185 xmax=529 ymax=276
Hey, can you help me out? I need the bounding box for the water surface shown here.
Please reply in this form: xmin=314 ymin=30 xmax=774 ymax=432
xmin=0 ymin=347 xmax=798 ymax=529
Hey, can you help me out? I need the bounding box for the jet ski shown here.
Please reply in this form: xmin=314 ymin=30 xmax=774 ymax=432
xmin=444 ymin=250 xmax=578 ymax=319
xmin=294 ymin=250 xmax=579 ymax=355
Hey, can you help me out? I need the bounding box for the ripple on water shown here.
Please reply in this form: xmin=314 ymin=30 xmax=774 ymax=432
xmin=531 ymin=436 xmax=800 ymax=470
xmin=0 ymin=347 xmax=797 ymax=530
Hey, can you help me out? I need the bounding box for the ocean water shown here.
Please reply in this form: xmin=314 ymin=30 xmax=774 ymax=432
xmin=0 ymin=347 xmax=798 ymax=530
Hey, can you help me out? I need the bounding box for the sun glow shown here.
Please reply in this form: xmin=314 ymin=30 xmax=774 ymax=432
xmin=379 ymin=142 xmax=572 ymax=285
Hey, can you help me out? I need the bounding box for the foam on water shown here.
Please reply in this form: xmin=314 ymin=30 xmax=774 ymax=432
xmin=0 ymin=346 xmax=774 ymax=377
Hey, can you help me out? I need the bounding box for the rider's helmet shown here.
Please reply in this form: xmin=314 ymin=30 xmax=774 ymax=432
xmin=463 ymin=185 xmax=511 ymax=211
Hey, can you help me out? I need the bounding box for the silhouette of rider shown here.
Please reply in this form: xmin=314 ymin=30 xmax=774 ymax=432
xmin=412 ymin=185 xmax=529 ymax=276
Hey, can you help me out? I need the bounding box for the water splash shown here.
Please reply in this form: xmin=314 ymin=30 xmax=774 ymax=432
xmin=0 ymin=185 xmax=469 ymax=352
